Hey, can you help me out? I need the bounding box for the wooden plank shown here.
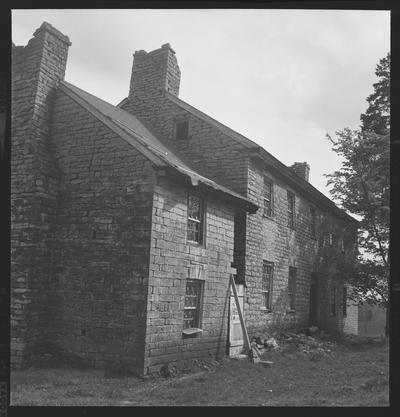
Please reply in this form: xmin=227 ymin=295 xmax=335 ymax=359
xmin=230 ymin=274 xmax=251 ymax=353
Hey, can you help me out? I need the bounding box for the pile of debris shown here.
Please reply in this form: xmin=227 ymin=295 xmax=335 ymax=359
xmin=279 ymin=328 xmax=335 ymax=358
xmin=248 ymin=327 xmax=336 ymax=361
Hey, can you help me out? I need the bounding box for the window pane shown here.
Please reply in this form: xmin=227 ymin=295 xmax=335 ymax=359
xmin=187 ymin=195 xmax=203 ymax=243
xmin=184 ymin=280 xmax=202 ymax=329
xmin=310 ymin=207 xmax=316 ymax=237
xmin=287 ymin=192 xmax=295 ymax=228
xmin=288 ymin=267 xmax=296 ymax=309
xmin=262 ymin=261 xmax=274 ymax=309
xmin=263 ymin=179 xmax=273 ymax=217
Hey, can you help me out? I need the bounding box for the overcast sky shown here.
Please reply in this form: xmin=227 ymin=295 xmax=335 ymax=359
xmin=12 ymin=9 xmax=390 ymax=200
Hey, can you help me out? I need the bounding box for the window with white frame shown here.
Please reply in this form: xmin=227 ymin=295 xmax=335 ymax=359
xmin=187 ymin=194 xmax=204 ymax=244
xmin=183 ymin=279 xmax=203 ymax=329
xmin=310 ymin=206 xmax=316 ymax=238
xmin=287 ymin=191 xmax=295 ymax=228
xmin=288 ymin=267 xmax=297 ymax=311
xmin=323 ymin=232 xmax=333 ymax=247
xmin=262 ymin=261 xmax=274 ymax=310
xmin=263 ymin=177 xmax=273 ymax=217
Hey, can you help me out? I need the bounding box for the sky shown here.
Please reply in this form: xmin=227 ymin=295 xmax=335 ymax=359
xmin=11 ymin=9 xmax=390 ymax=200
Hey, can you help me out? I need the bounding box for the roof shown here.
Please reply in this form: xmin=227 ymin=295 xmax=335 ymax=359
xmin=164 ymin=92 xmax=358 ymax=224
xmin=58 ymin=81 xmax=258 ymax=213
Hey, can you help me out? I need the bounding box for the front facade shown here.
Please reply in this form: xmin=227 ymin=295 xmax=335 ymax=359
xmin=11 ymin=23 xmax=358 ymax=375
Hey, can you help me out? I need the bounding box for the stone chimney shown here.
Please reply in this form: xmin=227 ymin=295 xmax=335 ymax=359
xmin=128 ymin=43 xmax=181 ymax=103
xmin=290 ymin=162 xmax=310 ymax=182
xmin=11 ymin=22 xmax=71 ymax=369
xmin=12 ymin=22 xmax=71 ymax=142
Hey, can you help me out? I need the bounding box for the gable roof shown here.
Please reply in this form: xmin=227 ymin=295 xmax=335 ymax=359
xmin=163 ymin=92 xmax=358 ymax=224
xmin=58 ymin=81 xmax=257 ymax=213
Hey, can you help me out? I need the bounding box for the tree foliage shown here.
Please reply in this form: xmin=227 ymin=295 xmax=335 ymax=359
xmin=325 ymin=54 xmax=390 ymax=333
xmin=360 ymin=53 xmax=390 ymax=136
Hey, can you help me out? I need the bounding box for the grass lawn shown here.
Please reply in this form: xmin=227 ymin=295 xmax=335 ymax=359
xmin=10 ymin=336 xmax=389 ymax=406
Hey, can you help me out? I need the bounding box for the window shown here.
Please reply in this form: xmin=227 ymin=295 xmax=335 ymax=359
xmin=323 ymin=232 xmax=333 ymax=247
xmin=263 ymin=177 xmax=273 ymax=217
xmin=310 ymin=207 xmax=316 ymax=238
xmin=183 ymin=280 xmax=203 ymax=329
xmin=262 ymin=261 xmax=274 ymax=310
xmin=338 ymin=237 xmax=345 ymax=253
xmin=187 ymin=194 xmax=204 ymax=244
xmin=330 ymin=285 xmax=337 ymax=316
xmin=288 ymin=267 xmax=297 ymax=311
xmin=175 ymin=121 xmax=189 ymax=140
xmin=342 ymin=286 xmax=347 ymax=317
xmin=287 ymin=192 xmax=295 ymax=228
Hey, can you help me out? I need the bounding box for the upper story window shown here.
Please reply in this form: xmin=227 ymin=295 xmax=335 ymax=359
xmin=287 ymin=191 xmax=295 ymax=229
xmin=338 ymin=237 xmax=345 ymax=253
xmin=175 ymin=121 xmax=189 ymax=140
xmin=288 ymin=266 xmax=297 ymax=311
xmin=263 ymin=177 xmax=273 ymax=217
xmin=187 ymin=194 xmax=204 ymax=244
xmin=323 ymin=232 xmax=333 ymax=247
xmin=310 ymin=207 xmax=316 ymax=238
xmin=262 ymin=261 xmax=274 ymax=310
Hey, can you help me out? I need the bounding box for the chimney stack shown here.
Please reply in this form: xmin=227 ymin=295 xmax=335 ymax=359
xmin=290 ymin=162 xmax=310 ymax=182
xmin=128 ymin=43 xmax=181 ymax=103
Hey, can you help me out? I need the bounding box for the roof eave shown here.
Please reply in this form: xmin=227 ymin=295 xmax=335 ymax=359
xmin=249 ymin=148 xmax=359 ymax=224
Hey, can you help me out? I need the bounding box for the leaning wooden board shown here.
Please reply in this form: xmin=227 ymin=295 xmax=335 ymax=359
xmin=229 ymin=275 xmax=251 ymax=353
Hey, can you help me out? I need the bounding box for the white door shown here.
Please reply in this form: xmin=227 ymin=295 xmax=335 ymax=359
xmin=229 ymin=284 xmax=245 ymax=356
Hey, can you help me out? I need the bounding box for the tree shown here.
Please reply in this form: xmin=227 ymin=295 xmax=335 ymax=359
xmin=326 ymin=53 xmax=390 ymax=336
xmin=360 ymin=53 xmax=390 ymax=136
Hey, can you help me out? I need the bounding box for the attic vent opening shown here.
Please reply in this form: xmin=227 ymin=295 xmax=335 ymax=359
xmin=175 ymin=121 xmax=189 ymax=140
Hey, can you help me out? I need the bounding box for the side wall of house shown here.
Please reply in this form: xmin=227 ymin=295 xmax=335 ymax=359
xmin=236 ymin=158 xmax=357 ymax=335
xmin=143 ymin=175 xmax=236 ymax=374
xmin=49 ymin=90 xmax=156 ymax=373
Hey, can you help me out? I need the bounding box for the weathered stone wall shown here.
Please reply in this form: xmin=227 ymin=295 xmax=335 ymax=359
xmin=244 ymin=158 xmax=356 ymax=334
xmin=121 ymin=43 xmax=358 ymax=336
xmin=49 ymin=90 xmax=157 ymax=373
xmin=11 ymin=23 xmax=71 ymax=368
xmin=143 ymin=175 xmax=236 ymax=374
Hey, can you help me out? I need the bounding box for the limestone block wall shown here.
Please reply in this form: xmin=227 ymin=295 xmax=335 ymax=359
xmin=50 ymin=90 xmax=156 ymax=372
xmin=143 ymin=175 xmax=236 ymax=374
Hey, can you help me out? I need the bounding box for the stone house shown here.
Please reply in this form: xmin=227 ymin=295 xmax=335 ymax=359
xmin=11 ymin=22 xmax=358 ymax=375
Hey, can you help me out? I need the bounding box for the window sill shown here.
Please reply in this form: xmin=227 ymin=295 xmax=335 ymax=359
xmin=182 ymin=328 xmax=203 ymax=336
xmin=261 ymin=307 xmax=272 ymax=313
xmin=286 ymin=309 xmax=296 ymax=314
xmin=187 ymin=240 xmax=205 ymax=248
xmin=262 ymin=214 xmax=274 ymax=220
